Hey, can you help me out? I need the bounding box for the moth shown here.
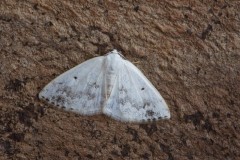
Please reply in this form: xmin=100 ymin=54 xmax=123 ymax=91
xmin=39 ymin=50 xmax=170 ymax=122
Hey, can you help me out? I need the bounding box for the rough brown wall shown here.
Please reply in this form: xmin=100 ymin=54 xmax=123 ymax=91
xmin=0 ymin=0 xmax=240 ymax=159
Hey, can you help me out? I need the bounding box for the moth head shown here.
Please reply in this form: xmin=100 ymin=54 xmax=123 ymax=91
xmin=106 ymin=49 xmax=125 ymax=59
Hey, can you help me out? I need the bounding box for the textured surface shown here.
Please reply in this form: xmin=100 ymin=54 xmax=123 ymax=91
xmin=0 ymin=0 xmax=240 ymax=159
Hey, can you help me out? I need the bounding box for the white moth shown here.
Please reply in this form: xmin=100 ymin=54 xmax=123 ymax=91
xmin=39 ymin=49 xmax=170 ymax=122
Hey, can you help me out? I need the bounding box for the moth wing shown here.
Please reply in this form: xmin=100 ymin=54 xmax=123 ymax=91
xmin=103 ymin=60 xmax=170 ymax=122
xmin=39 ymin=56 xmax=105 ymax=115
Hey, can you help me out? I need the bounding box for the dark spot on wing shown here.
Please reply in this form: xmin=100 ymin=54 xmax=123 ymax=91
xmin=119 ymin=98 xmax=126 ymax=105
xmin=58 ymin=95 xmax=68 ymax=105
xmin=119 ymin=86 xmax=127 ymax=93
xmin=141 ymin=87 xmax=145 ymax=90
xmin=87 ymin=93 xmax=96 ymax=100
xmin=143 ymin=102 xmax=150 ymax=109
xmin=74 ymin=76 xmax=77 ymax=79
xmin=88 ymin=82 xmax=99 ymax=89
xmin=146 ymin=110 xmax=155 ymax=116
xmin=55 ymin=86 xmax=78 ymax=102
xmin=158 ymin=117 xmax=162 ymax=120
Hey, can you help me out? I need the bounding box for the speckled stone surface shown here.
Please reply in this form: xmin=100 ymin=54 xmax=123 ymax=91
xmin=0 ymin=0 xmax=240 ymax=159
